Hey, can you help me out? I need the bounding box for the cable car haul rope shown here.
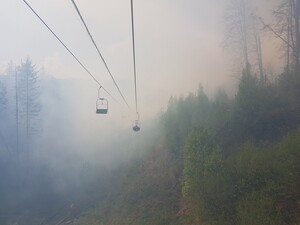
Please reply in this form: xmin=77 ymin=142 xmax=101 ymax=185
xmin=70 ymin=0 xmax=130 ymax=109
xmin=130 ymin=0 xmax=141 ymax=132
xmin=22 ymin=0 xmax=118 ymax=103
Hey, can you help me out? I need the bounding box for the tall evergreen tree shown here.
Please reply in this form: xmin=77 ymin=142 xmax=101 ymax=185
xmin=0 ymin=81 xmax=7 ymax=145
xmin=17 ymin=58 xmax=41 ymax=158
xmin=0 ymin=81 xmax=7 ymax=116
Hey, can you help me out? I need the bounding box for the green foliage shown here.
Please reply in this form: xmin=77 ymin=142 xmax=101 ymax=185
xmin=218 ymin=69 xmax=300 ymax=153
xmin=181 ymin=130 xmax=300 ymax=225
xmin=158 ymin=69 xmax=300 ymax=225
xmin=232 ymin=132 xmax=300 ymax=224
xmin=237 ymin=191 xmax=282 ymax=225
xmin=161 ymin=86 xmax=215 ymax=158
xmin=182 ymin=128 xmax=222 ymax=198
xmin=182 ymin=129 xmax=236 ymax=225
xmin=232 ymin=74 xmax=288 ymax=141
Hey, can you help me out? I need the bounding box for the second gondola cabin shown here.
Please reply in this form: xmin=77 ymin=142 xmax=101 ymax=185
xmin=132 ymin=119 xmax=141 ymax=132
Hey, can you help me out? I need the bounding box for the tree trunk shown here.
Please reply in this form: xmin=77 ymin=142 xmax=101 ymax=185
xmin=15 ymin=69 xmax=19 ymax=162
xmin=294 ymin=0 xmax=300 ymax=75
xmin=26 ymin=68 xmax=29 ymax=166
xmin=255 ymin=32 xmax=264 ymax=83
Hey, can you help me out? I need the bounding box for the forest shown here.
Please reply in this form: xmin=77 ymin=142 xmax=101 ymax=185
xmin=0 ymin=0 xmax=300 ymax=225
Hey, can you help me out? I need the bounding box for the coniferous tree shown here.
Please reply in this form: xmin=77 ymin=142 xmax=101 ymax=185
xmin=0 ymin=81 xmax=7 ymax=117
xmin=17 ymin=58 xmax=41 ymax=159
xmin=0 ymin=81 xmax=7 ymax=145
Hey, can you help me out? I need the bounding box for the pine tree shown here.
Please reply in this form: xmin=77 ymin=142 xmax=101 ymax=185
xmin=17 ymin=58 xmax=41 ymax=158
xmin=0 ymin=81 xmax=7 ymax=115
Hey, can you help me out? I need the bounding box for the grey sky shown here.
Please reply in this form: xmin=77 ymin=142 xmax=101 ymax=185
xmin=0 ymin=0 xmax=280 ymax=119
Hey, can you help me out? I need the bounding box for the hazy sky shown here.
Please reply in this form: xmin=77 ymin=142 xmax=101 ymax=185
xmin=0 ymin=0 xmax=280 ymax=119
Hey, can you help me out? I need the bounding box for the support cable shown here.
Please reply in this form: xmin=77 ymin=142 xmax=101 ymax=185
xmin=130 ymin=0 xmax=139 ymax=114
xmin=70 ymin=0 xmax=130 ymax=109
xmin=22 ymin=0 xmax=120 ymax=104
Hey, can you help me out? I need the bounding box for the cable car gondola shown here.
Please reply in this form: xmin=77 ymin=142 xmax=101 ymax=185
xmin=132 ymin=113 xmax=141 ymax=132
xmin=96 ymin=86 xmax=108 ymax=114
xmin=132 ymin=120 xmax=140 ymax=132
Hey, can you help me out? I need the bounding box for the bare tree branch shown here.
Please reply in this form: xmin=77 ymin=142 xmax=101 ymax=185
xmin=259 ymin=17 xmax=296 ymax=57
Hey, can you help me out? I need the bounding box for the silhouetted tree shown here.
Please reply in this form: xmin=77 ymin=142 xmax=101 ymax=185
xmin=263 ymin=0 xmax=300 ymax=76
xmin=224 ymin=0 xmax=252 ymax=75
xmin=0 ymin=81 xmax=7 ymax=116
xmin=0 ymin=81 xmax=8 ymax=149
xmin=17 ymin=58 xmax=41 ymax=160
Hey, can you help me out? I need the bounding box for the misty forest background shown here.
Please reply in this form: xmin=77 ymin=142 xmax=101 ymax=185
xmin=1 ymin=0 xmax=300 ymax=225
